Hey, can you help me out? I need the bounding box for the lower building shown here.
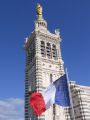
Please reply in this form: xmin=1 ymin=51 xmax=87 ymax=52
xmin=65 ymin=81 xmax=90 ymax=120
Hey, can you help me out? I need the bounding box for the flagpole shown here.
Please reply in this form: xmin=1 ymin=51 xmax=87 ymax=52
xmin=65 ymin=68 xmax=75 ymax=120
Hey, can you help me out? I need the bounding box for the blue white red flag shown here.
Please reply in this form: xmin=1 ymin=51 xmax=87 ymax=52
xmin=30 ymin=74 xmax=70 ymax=115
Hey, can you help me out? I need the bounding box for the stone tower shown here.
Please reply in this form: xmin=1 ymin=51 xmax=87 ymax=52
xmin=24 ymin=3 xmax=66 ymax=120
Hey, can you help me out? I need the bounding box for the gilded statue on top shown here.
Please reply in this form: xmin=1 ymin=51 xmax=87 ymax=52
xmin=36 ymin=3 xmax=42 ymax=15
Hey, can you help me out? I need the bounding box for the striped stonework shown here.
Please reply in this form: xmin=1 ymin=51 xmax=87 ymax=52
xmin=24 ymin=6 xmax=65 ymax=120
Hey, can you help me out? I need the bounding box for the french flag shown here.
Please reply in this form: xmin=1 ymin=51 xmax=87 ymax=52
xmin=30 ymin=74 xmax=70 ymax=115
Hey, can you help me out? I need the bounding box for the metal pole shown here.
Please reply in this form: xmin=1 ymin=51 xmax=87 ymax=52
xmin=65 ymin=68 xmax=75 ymax=120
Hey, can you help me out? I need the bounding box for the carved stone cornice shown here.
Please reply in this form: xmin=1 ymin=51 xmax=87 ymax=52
xmin=24 ymin=32 xmax=36 ymax=50
xmin=24 ymin=29 xmax=61 ymax=50
xmin=35 ymin=30 xmax=60 ymax=42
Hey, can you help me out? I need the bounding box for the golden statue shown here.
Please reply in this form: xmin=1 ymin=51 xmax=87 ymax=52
xmin=36 ymin=3 xmax=42 ymax=15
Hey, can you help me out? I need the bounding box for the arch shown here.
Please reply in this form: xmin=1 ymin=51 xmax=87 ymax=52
xmin=41 ymin=41 xmax=46 ymax=57
xmin=46 ymin=42 xmax=51 ymax=59
xmin=52 ymin=44 xmax=57 ymax=59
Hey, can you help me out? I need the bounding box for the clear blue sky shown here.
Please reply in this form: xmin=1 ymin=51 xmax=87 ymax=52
xmin=0 ymin=0 xmax=90 ymax=100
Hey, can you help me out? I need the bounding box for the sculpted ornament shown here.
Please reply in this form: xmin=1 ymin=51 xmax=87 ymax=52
xmin=36 ymin=3 xmax=42 ymax=15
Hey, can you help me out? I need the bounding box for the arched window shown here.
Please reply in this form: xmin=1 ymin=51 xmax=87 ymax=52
xmin=52 ymin=44 xmax=57 ymax=59
xmin=41 ymin=41 xmax=46 ymax=57
xmin=50 ymin=74 xmax=52 ymax=83
xmin=46 ymin=42 xmax=51 ymax=59
xmin=28 ymin=41 xmax=35 ymax=63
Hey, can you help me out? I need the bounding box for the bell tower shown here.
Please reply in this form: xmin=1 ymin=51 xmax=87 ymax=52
xmin=24 ymin=3 xmax=65 ymax=120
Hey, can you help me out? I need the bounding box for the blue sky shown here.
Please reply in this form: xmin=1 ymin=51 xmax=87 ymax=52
xmin=0 ymin=0 xmax=90 ymax=119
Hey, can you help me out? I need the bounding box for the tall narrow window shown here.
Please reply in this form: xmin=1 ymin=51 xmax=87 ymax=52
xmin=46 ymin=42 xmax=51 ymax=59
xmin=29 ymin=41 xmax=35 ymax=63
xmin=50 ymin=74 xmax=52 ymax=83
xmin=53 ymin=104 xmax=56 ymax=119
xmin=52 ymin=44 xmax=57 ymax=59
xmin=41 ymin=41 xmax=46 ymax=57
